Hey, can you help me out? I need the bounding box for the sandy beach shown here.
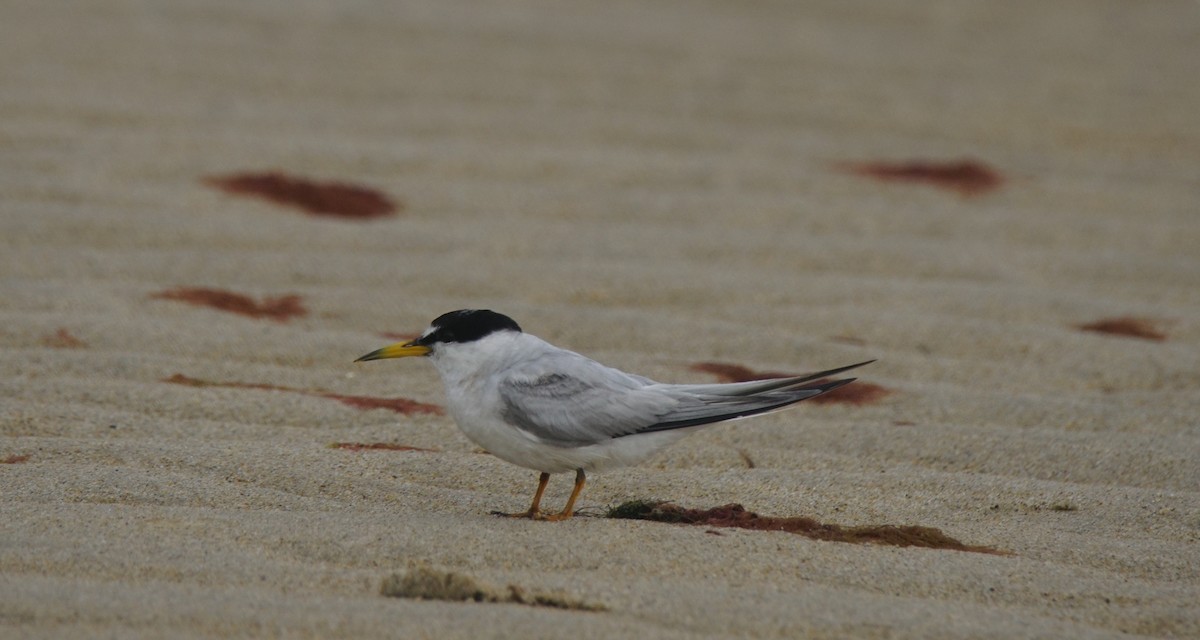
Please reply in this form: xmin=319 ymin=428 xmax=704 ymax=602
xmin=3 ymin=1 xmax=1198 ymax=637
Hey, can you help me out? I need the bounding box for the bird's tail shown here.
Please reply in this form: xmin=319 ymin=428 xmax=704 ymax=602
xmin=632 ymin=360 xmax=874 ymax=435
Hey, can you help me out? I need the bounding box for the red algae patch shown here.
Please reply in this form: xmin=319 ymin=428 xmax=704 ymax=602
xmin=689 ymin=362 xmax=792 ymax=383
xmin=162 ymin=374 xmax=443 ymax=416
xmin=150 ymin=287 xmax=306 ymax=323
xmin=320 ymin=393 xmax=443 ymax=416
xmin=690 ymin=362 xmax=891 ymax=406
xmin=41 ymin=328 xmax=87 ymax=349
xmin=330 ymin=442 xmax=438 ymax=452
xmin=162 ymin=373 xmax=290 ymax=392
xmin=608 ymin=502 xmax=1006 ymax=555
xmin=837 ymin=158 xmax=1003 ymax=196
xmin=205 ymin=171 xmax=398 ymax=220
xmin=2 ymin=454 xmax=31 ymax=464
xmin=1076 ymin=317 xmax=1167 ymax=342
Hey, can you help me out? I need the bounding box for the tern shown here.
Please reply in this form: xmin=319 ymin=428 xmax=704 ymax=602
xmin=356 ymin=309 xmax=872 ymax=521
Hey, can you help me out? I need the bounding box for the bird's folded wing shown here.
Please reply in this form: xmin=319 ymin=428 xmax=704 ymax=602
xmin=498 ymin=364 xmax=678 ymax=446
xmin=498 ymin=354 xmax=866 ymax=446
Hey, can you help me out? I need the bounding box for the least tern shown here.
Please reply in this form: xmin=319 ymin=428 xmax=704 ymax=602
xmin=356 ymin=310 xmax=872 ymax=521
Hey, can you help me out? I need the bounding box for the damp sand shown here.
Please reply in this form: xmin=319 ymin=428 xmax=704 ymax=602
xmin=2 ymin=1 xmax=1198 ymax=637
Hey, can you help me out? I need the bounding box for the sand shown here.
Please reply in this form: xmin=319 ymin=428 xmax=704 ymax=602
xmin=2 ymin=1 xmax=1198 ymax=637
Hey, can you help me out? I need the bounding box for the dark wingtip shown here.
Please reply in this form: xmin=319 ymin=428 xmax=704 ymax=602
xmin=808 ymin=377 xmax=857 ymax=394
xmin=786 ymin=359 xmax=875 ymax=386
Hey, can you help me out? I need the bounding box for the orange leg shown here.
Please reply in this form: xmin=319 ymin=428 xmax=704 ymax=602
xmin=494 ymin=472 xmax=551 ymax=519
xmin=542 ymin=469 xmax=586 ymax=521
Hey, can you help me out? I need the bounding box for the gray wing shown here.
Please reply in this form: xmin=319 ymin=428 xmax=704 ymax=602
xmin=499 ymin=356 xmax=872 ymax=447
xmin=498 ymin=353 xmax=680 ymax=446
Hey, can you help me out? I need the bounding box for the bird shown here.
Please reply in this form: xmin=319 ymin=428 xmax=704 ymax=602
xmin=355 ymin=309 xmax=872 ymax=521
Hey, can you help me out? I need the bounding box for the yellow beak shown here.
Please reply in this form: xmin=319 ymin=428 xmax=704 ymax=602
xmin=354 ymin=341 xmax=431 ymax=362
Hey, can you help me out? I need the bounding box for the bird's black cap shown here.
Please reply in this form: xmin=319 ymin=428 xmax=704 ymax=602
xmin=419 ymin=309 xmax=522 ymax=345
